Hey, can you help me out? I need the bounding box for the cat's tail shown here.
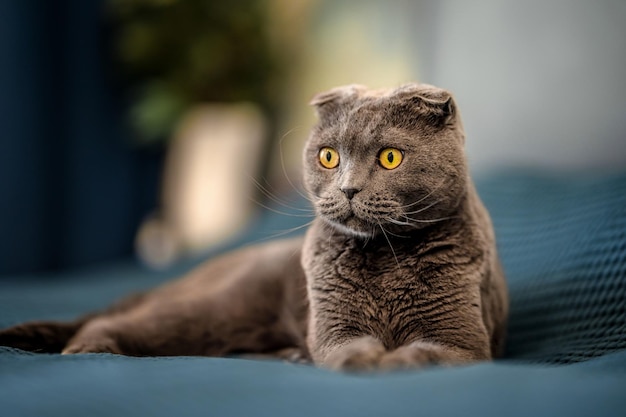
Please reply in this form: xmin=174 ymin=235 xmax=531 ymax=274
xmin=0 ymin=318 xmax=90 ymax=353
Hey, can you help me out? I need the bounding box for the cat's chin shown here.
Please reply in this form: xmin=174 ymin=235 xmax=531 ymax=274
xmin=323 ymin=217 xmax=375 ymax=240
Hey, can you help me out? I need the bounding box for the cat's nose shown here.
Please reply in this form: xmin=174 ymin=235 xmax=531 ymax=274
xmin=341 ymin=187 xmax=360 ymax=200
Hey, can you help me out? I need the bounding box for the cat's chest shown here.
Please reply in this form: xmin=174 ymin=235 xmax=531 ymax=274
xmin=305 ymin=232 xmax=430 ymax=303
xmin=309 ymin=238 xmax=435 ymax=342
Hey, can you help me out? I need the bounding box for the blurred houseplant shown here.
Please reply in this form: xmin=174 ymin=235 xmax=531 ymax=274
xmin=107 ymin=0 xmax=281 ymax=144
xmin=107 ymin=0 xmax=286 ymax=267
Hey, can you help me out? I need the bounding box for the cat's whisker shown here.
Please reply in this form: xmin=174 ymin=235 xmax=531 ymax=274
xmin=385 ymin=217 xmax=413 ymax=227
xmin=403 ymin=215 xmax=459 ymax=224
xmin=279 ymin=125 xmax=306 ymax=141
xmin=378 ymin=225 xmax=409 ymax=239
xmin=252 ymin=220 xmax=315 ymax=244
xmin=385 ymin=213 xmax=458 ymax=227
xmin=278 ymin=126 xmax=312 ymax=203
xmin=378 ymin=222 xmax=400 ymax=270
xmin=361 ymin=225 xmax=375 ymax=248
xmin=398 ymin=191 xmax=435 ymax=210
xmin=385 ymin=217 xmax=425 ymax=234
xmin=249 ymin=176 xmax=315 ymax=214
xmin=403 ymin=198 xmax=445 ymax=216
xmin=248 ymin=197 xmax=316 ymax=218
xmin=323 ymin=221 xmax=336 ymax=249
xmin=362 ymin=228 xmax=372 ymax=248
xmin=397 ymin=180 xmax=447 ymax=210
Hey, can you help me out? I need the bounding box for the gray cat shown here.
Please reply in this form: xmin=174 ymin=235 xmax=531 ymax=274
xmin=0 ymin=83 xmax=508 ymax=371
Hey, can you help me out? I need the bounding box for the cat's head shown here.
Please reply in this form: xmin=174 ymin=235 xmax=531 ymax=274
xmin=303 ymin=83 xmax=468 ymax=239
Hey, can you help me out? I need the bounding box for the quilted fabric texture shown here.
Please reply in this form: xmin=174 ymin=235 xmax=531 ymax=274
xmin=1 ymin=171 xmax=625 ymax=417
xmin=478 ymin=172 xmax=626 ymax=364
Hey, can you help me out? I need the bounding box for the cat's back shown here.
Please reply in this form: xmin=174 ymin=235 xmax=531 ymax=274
xmin=147 ymin=236 xmax=307 ymax=305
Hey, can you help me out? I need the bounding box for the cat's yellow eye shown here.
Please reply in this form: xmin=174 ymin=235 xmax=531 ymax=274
xmin=319 ymin=147 xmax=340 ymax=169
xmin=379 ymin=148 xmax=403 ymax=170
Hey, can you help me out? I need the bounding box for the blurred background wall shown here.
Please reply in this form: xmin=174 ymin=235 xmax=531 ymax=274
xmin=425 ymin=0 xmax=626 ymax=174
xmin=0 ymin=1 xmax=163 ymax=275
xmin=1 ymin=0 xmax=624 ymax=275
xmin=285 ymin=0 xmax=626 ymax=175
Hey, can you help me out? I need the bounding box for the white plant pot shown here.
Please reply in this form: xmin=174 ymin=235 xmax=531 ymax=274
xmin=136 ymin=103 xmax=267 ymax=268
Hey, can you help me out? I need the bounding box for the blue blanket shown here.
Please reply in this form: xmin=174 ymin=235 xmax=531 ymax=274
xmin=1 ymin=171 xmax=625 ymax=416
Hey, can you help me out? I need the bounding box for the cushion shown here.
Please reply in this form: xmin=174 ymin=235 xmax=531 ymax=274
xmin=1 ymin=170 xmax=625 ymax=416
xmin=478 ymin=171 xmax=626 ymax=363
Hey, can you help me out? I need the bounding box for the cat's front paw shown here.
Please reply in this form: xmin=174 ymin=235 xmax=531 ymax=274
xmin=378 ymin=341 xmax=468 ymax=371
xmin=378 ymin=347 xmax=432 ymax=370
xmin=323 ymin=336 xmax=386 ymax=372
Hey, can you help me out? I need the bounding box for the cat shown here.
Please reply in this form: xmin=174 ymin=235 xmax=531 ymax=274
xmin=0 ymin=83 xmax=508 ymax=371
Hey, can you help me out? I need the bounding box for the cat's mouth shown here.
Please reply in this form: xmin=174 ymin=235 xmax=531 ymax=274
xmin=317 ymin=196 xmax=408 ymax=238
xmin=342 ymin=212 xmax=360 ymax=228
xmin=322 ymin=208 xmax=377 ymax=239
xmin=325 ymin=218 xmax=372 ymax=239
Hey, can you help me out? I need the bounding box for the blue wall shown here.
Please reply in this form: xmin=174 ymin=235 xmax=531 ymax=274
xmin=0 ymin=1 xmax=162 ymax=275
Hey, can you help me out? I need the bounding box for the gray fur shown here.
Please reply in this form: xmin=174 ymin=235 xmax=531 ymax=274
xmin=302 ymin=83 xmax=507 ymax=370
xmin=0 ymin=83 xmax=508 ymax=371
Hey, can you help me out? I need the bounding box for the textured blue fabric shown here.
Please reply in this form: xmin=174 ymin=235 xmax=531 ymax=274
xmin=0 ymin=348 xmax=624 ymax=417
xmin=1 ymin=171 xmax=625 ymax=416
xmin=477 ymin=172 xmax=626 ymax=364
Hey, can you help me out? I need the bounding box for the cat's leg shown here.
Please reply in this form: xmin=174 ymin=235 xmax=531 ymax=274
xmin=64 ymin=273 xmax=308 ymax=357
xmin=237 ymin=347 xmax=311 ymax=363
xmin=377 ymin=308 xmax=493 ymax=371
xmin=307 ymin=327 xmax=388 ymax=370
xmin=321 ymin=336 xmax=387 ymax=371
xmin=316 ymin=336 xmax=490 ymax=372
xmin=310 ymin=293 xmax=492 ymax=371
xmin=60 ymin=238 xmax=309 ymax=357
xmin=62 ymin=292 xmax=304 ymax=357
xmin=377 ymin=340 xmax=485 ymax=370
xmin=315 ymin=336 xmax=490 ymax=372
xmin=62 ymin=318 xmax=123 ymax=354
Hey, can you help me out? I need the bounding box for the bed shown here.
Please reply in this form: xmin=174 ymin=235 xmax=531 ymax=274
xmin=1 ymin=170 xmax=625 ymax=417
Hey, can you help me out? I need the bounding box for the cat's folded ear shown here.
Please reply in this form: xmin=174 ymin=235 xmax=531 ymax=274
xmin=393 ymin=83 xmax=459 ymax=128
xmin=310 ymin=85 xmax=365 ymax=122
